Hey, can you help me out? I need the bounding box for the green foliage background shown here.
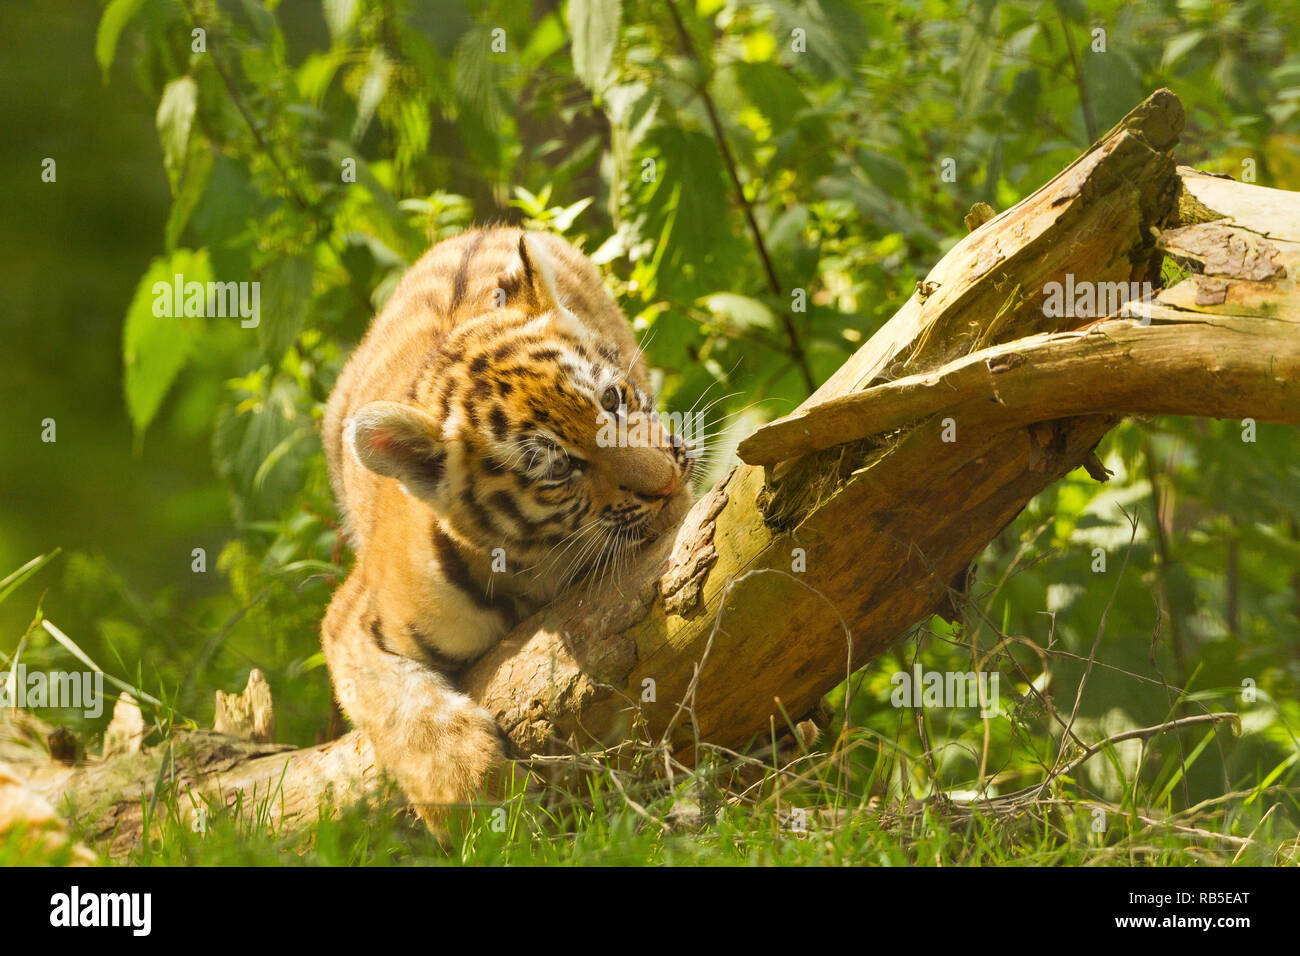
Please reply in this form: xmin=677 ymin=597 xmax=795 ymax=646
xmin=2 ymin=0 xmax=1299 ymax=854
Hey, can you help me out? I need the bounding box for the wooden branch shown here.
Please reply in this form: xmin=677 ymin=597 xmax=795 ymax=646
xmin=3 ymin=694 xmax=380 ymax=857
xmin=738 ymin=167 xmax=1300 ymax=464
xmin=462 ymin=89 xmax=1191 ymax=759
xmin=6 ymin=89 xmax=1298 ymax=856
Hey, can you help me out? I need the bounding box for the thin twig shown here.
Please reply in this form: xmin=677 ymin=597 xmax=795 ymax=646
xmin=181 ymin=2 xmax=374 ymax=317
xmin=663 ymin=0 xmax=816 ymax=393
xmin=1044 ymin=507 xmax=1139 ymax=793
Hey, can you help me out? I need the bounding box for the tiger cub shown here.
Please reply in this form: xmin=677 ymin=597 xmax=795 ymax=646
xmin=321 ymin=227 xmax=694 ymax=825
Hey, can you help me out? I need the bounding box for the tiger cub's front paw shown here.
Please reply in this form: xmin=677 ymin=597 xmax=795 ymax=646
xmin=385 ymin=699 xmax=524 ymax=830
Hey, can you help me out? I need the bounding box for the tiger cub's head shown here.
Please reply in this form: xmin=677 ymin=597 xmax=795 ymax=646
xmin=348 ymin=233 xmax=695 ymax=598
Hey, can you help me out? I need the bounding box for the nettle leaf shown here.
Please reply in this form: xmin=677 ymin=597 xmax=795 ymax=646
xmin=188 ymin=155 xmax=261 ymax=279
xmin=297 ymin=51 xmax=349 ymax=106
xmin=641 ymin=127 xmax=730 ymax=268
xmin=768 ymin=0 xmax=864 ymax=78
xmin=521 ymin=10 xmax=568 ymax=66
xmin=213 ymin=375 xmax=311 ymax=520
xmin=351 ymin=47 xmax=392 ymax=142
xmin=122 ymin=248 xmax=212 ymax=438
xmin=156 ymin=75 xmax=198 ymax=191
xmin=700 ymin=292 xmax=778 ymax=333
xmin=238 ymin=0 xmax=279 ymax=44
xmin=322 ymin=0 xmax=359 ymax=43
xmin=1162 ymin=30 xmax=1206 ymax=70
xmin=958 ymin=8 xmax=997 ymax=115
xmin=550 ymin=196 xmax=594 ymax=232
xmin=1081 ymin=50 xmax=1145 ymax=131
xmin=568 ymin=0 xmax=622 ymax=92
xmin=1006 ymin=69 xmax=1042 ymax=126
xmin=258 ymin=254 xmax=315 ymax=360
xmin=96 ymin=0 xmax=145 ymax=79
xmin=164 ymin=142 xmax=213 ymax=250
xmin=728 ymin=61 xmax=807 ymax=131
xmin=856 ymin=149 xmax=912 ymax=200
xmin=326 ymin=141 xmax=423 ymax=259
xmin=1054 ymin=0 xmax=1088 ymax=25
xmin=817 ymin=166 xmax=941 ymax=248
xmin=605 ymin=81 xmax=659 ymax=148
xmin=766 ymin=204 xmax=809 ymax=254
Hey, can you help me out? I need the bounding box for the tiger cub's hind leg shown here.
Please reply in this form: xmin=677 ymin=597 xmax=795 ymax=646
xmin=322 ymin=570 xmax=510 ymax=829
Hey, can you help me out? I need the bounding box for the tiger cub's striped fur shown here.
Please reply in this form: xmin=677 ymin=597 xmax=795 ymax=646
xmin=322 ymin=227 xmax=693 ymax=824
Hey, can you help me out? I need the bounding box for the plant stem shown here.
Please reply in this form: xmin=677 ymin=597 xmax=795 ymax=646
xmin=182 ymin=3 xmax=375 ymax=318
xmin=1056 ymin=4 xmax=1098 ymax=143
xmin=664 ymin=0 xmax=816 ymax=393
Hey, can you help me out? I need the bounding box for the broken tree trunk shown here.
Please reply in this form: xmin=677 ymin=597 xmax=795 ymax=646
xmin=6 ymin=89 xmax=1299 ymax=854
xmin=467 ymin=89 xmax=1297 ymax=762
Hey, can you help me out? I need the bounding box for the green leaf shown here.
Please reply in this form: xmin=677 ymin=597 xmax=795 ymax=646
xmin=238 ymin=0 xmax=279 ymax=43
xmin=551 ymin=197 xmax=594 ymax=232
xmin=96 ymin=0 xmax=145 ymax=80
xmin=164 ymin=143 xmax=213 ymax=250
xmin=213 ymin=375 xmax=311 ymax=519
xmin=322 ymin=0 xmax=359 ymax=42
xmin=188 ymin=155 xmax=260 ymax=280
xmin=156 ymin=75 xmax=198 ymax=191
xmin=1006 ymin=69 xmax=1042 ymax=126
xmin=729 ymin=62 xmax=807 ymax=130
xmin=700 ymin=293 xmax=778 ymax=333
xmin=817 ymin=166 xmax=941 ymax=248
xmin=1162 ymin=31 xmax=1206 ymax=70
xmin=258 ymin=254 xmax=314 ymax=360
xmin=122 ymin=249 xmax=211 ymax=438
xmin=297 ymin=51 xmax=348 ymax=105
xmin=352 ymin=47 xmax=392 ymax=142
xmin=326 ymin=141 xmax=423 ymax=258
xmin=1053 ymin=0 xmax=1087 ymax=24
xmin=568 ymin=0 xmax=621 ymax=91
xmin=639 ymin=127 xmax=731 ymax=278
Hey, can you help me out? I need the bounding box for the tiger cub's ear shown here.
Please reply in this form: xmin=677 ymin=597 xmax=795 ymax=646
xmin=517 ymin=232 xmax=562 ymax=315
xmin=347 ymin=401 xmax=448 ymax=501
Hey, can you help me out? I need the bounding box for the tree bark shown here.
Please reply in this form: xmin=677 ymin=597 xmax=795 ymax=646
xmin=5 ymin=89 xmax=1299 ymax=855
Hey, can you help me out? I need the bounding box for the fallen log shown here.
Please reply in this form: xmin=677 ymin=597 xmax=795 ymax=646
xmin=7 ymin=89 xmax=1299 ymax=854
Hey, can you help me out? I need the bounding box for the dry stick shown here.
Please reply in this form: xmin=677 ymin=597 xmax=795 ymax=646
xmin=1142 ymin=435 xmax=1187 ymax=679
xmin=656 ymin=566 xmax=856 ymax=808
xmin=964 ymin=573 xmax=1087 ymax=754
xmin=1139 ymin=589 xmax=1208 ymax=821
xmin=1042 ymin=508 xmax=1140 ymax=797
xmin=896 ymin=533 xmax=1065 ymax=793
xmin=1231 ymin=801 xmax=1280 ymax=864
xmin=967 ymin=605 xmax=1243 ymax=805
xmin=657 ymin=568 xmax=853 ymax=752
xmin=990 ymin=712 xmax=1240 ymax=805
xmin=603 ymin=760 xmax=672 ymax=835
xmin=1032 ymin=798 xmax=1260 ymax=851
xmin=1137 ymin=595 xmax=1184 ymax=810
xmin=972 ymin=634 xmax=1051 ymax=793
xmin=662 ymin=0 xmax=815 ymax=393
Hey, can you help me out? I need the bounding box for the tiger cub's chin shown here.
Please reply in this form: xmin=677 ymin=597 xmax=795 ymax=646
xmin=319 ymin=226 xmax=695 ymax=827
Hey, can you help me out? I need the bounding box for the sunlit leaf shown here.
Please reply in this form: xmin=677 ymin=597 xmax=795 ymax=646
xmin=122 ymin=248 xmax=211 ymax=438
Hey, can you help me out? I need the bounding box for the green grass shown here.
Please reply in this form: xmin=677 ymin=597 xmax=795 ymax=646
xmin=26 ymin=740 xmax=1297 ymax=867
xmin=5 ymin=549 xmax=1299 ymax=867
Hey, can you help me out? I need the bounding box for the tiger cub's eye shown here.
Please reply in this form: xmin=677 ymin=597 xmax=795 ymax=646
xmin=599 ymin=385 xmax=622 ymax=413
xmin=547 ymin=454 xmax=575 ymax=480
